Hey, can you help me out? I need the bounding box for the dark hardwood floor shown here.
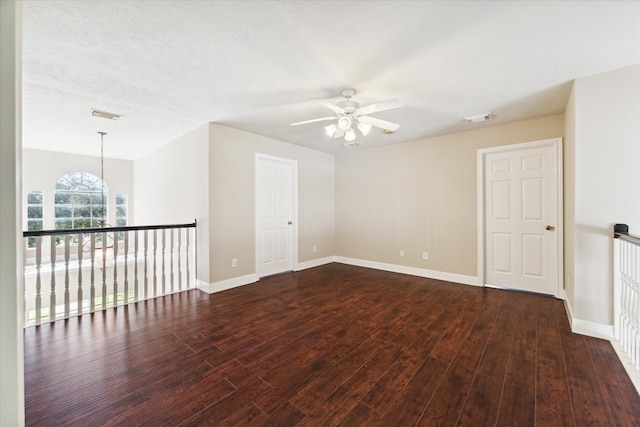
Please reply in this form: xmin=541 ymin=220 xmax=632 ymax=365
xmin=24 ymin=263 xmax=639 ymax=426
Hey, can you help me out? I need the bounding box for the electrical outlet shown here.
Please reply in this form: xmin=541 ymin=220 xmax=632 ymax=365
xmin=400 ymin=250 xmax=405 ymax=257
xmin=312 ymin=245 xmax=317 ymax=253
xmin=422 ymin=252 xmax=429 ymax=260
xmin=231 ymin=258 xmax=237 ymax=267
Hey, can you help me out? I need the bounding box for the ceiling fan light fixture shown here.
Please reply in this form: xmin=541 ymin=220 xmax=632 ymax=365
xmin=344 ymin=128 xmax=356 ymax=142
xmin=324 ymin=123 xmax=337 ymax=137
xmin=357 ymin=122 xmax=371 ymax=136
xmin=337 ymin=116 xmax=352 ymax=130
xmin=289 ymin=88 xmax=403 ymax=149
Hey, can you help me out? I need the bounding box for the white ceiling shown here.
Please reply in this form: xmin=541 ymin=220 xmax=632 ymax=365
xmin=21 ymin=0 xmax=640 ymax=160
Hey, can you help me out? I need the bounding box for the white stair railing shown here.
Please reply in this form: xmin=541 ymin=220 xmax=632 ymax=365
xmin=613 ymin=224 xmax=640 ymax=375
xmin=23 ymin=222 xmax=196 ymax=327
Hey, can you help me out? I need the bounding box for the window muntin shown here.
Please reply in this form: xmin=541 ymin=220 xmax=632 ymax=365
xmin=26 ymin=191 xmax=43 ymax=248
xmin=115 ymin=193 xmax=128 ymax=241
xmin=54 ymin=172 xmax=107 ymax=230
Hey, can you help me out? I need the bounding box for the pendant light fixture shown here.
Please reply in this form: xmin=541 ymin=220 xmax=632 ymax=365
xmin=98 ymin=131 xmax=107 ymax=227
xmin=95 ymin=131 xmax=113 ymax=265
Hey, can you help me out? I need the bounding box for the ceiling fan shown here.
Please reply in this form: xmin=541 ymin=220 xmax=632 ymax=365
xmin=290 ymin=89 xmax=403 ymax=144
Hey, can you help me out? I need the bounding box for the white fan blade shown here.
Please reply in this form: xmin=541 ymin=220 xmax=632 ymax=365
xmin=358 ymin=115 xmax=400 ymax=132
xmin=290 ymin=116 xmax=336 ymax=126
xmin=320 ymin=102 xmax=346 ymax=115
xmin=357 ymin=98 xmax=403 ymax=116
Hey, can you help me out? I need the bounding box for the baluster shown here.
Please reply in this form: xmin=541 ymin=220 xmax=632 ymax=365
xmin=64 ymin=234 xmax=71 ymax=319
xmin=77 ymin=233 xmax=84 ymax=316
xmin=627 ymin=242 xmax=633 ymax=354
xmin=134 ymin=230 xmax=139 ymax=302
xmin=629 ymin=242 xmax=635 ymax=355
xmin=178 ymin=228 xmax=183 ymax=291
xmin=101 ymin=231 xmax=107 ymax=310
xmin=35 ymin=236 xmax=42 ymax=325
xmin=621 ymin=271 xmax=627 ymax=349
xmin=112 ymin=231 xmax=119 ymax=307
xmin=90 ymin=233 xmax=96 ymax=313
xmin=628 ymin=240 xmax=632 ymax=354
xmin=170 ymin=228 xmax=175 ymax=293
xmin=153 ymin=229 xmax=158 ymax=297
xmin=634 ymin=244 xmax=640 ymax=368
xmin=633 ymin=272 xmax=637 ymax=369
xmin=50 ymin=235 xmax=57 ymax=322
xmin=637 ymin=244 xmax=640 ymax=369
xmin=624 ymin=240 xmax=630 ymax=351
xmin=123 ymin=231 xmax=129 ymax=304
xmin=631 ymin=280 xmax=635 ymax=364
xmin=161 ymin=229 xmax=166 ymax=295
xmin=143 ymin=230 xmax=149 ymax=299
xmin=192 ymin=226 xmax=195 ymax=287
xmin=186 ymin=227 xmax=191 ymax=287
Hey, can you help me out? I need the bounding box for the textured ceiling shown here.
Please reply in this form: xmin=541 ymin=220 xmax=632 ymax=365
xmin=21 ymin=0 xmax=640 ymax=160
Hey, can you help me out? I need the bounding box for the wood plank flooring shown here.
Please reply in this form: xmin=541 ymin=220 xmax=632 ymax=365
xmin=24 ymin=263 xmax=640 ymax=426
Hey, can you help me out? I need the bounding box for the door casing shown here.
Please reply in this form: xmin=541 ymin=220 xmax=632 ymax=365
xmin=255 ymin=153 xmax=298 ymax=278
xmin=477 ymin=137 xmax=564 ymax=297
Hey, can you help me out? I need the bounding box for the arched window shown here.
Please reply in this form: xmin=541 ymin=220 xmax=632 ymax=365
xmin=54 ymin=172 xmax=107 ymax=229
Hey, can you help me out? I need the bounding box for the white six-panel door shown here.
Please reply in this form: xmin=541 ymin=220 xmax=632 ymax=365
xmin=256 ymin=155 xmax=297 ymax=278
xmin=479 ymin=138 xmax=562 ymax=296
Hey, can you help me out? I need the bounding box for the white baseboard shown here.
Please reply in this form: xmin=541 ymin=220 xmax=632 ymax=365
xmin=295 ymin=256 xmax=335 ymax=271
xmin=197 ymin=256 xmax=475 ymax=293
xmin=196 ymin=273 xmax=259 ymax=294
xmin=571 ymin=319 xmax=614 ymax=341
xmin=563 ymin=299 xmax=614 ymax=340
xmin=563 ymin=298 xmax=575 ymax=329
xmin=334 ymin=256 xmax=478 ymax=287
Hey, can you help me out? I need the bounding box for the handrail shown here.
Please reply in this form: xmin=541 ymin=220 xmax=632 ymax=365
xmin=613 ymin=223 xmax=640 ymax=246
xmin=23 ymin=221 xmax=196 ymax=237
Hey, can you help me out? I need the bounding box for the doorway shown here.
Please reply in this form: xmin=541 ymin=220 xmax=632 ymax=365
xmin=477 ymin=138 xmax=563 ymax=296
xmin=255 ymin=154 xmax=298 ymax=278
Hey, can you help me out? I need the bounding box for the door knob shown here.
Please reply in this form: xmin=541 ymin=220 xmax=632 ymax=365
xmin=288 ymin=221 xmax=293 ymax=225
xmin=546 ymin=225 xmax=555 ymax=231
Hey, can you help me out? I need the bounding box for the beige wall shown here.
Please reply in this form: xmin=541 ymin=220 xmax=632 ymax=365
xmin=208 ymin=124 xmax=335 ymax=283
xmin=335 ymin=114 xmax=565 ymax=277
xmin=134 ymin=124 xmax=210 ymax=282
xmin=133 ymin=123 xmax=334 ymax=286
xmin=569 ymin=64 xmax=640 ymax=326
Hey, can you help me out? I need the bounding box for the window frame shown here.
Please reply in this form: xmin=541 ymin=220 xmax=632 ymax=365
xmin=54 ymin=172 xmax=108 ymax=231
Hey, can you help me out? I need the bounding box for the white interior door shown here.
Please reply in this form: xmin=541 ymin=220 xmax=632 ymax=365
xmin=479 ymin=138 xmax=562 ymax=296
xmin=256 ymin=155 xmax=297 ymax=278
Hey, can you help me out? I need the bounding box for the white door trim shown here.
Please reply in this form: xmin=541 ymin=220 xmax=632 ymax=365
xmin=477 ymin=137 xmax=564 ymax=297
xmin=255 ymin=153 xmax=298 ymax=278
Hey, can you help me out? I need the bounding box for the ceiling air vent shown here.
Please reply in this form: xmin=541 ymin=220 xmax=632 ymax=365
xmin=465 ymin=112 xmax=493 ymax=124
